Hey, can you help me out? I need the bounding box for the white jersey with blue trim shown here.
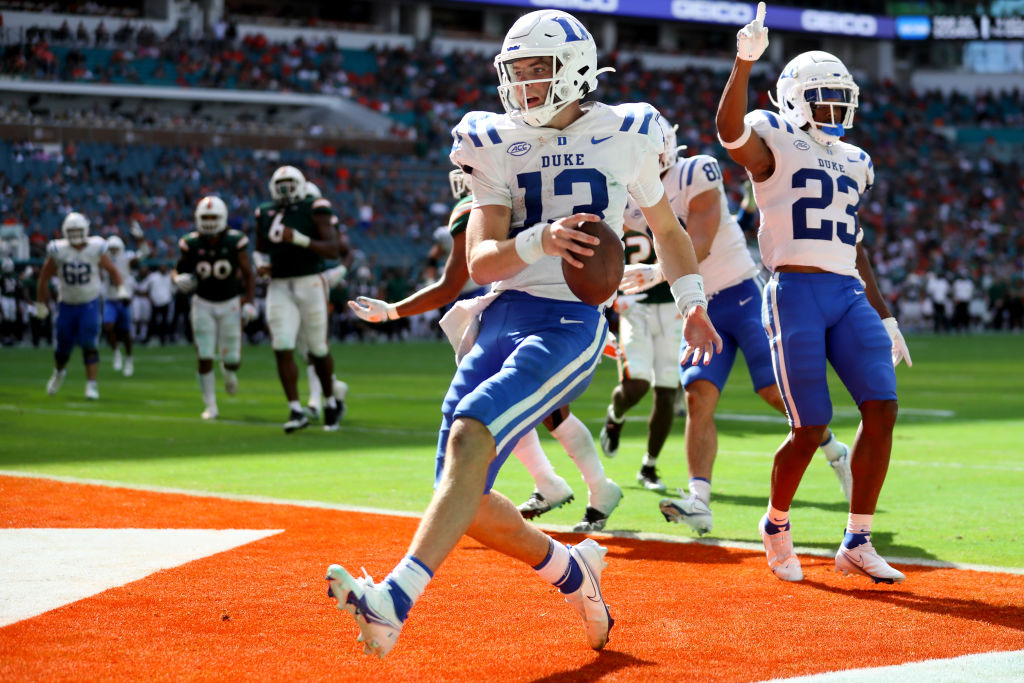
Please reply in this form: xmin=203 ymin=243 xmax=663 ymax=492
xmin=103 ymin=250 xmax=136 ymax=299
xmin=746 ymin=109 xmax=873 ymax=282
xmin=450 ymin=101 xmax=666 ymax=302
xmin=47 ymin=236 xmax=108 ymax=304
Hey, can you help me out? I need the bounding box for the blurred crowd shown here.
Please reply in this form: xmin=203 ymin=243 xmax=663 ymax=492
xmin=1 ymin=28 xmax=1021 ymax=338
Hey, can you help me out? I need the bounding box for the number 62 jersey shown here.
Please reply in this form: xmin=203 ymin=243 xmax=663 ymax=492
xmin=450 ymin=101 xmax=667 ymax=302
xmin=746 ymin=109 xmax=874 ymax=281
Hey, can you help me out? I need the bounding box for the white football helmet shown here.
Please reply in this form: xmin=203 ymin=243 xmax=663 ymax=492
xmin=61 ymin=212 xmax=90 ymax=246
xmin=448 ymin=168 xmax=472 ymax=200
xmin=655 ymin=115 xmax=687 ymax=174
xmin=107 ymin=235 xmax=124 ymax=254
xmin=194 ymin=196 xmax=228 ymax=236
xmin=770 ymin=50 xmax=859 ymax=147
xmin=494 ymin=10 xmax=614 ymax=127
xmin=1 ymin=257 xmax=13 ymax=274
xmin=305 ymin=181 xmax=322 ymax=199
xmin=269 ymin=165 xmax=307 ymax=205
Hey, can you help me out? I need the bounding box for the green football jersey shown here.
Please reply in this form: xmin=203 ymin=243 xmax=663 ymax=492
xmin=623 ymin=227 xmax=674 ymax=304
xmin=176 ymin=229 xmax=249 ymax=302
xmin=448 ymin=195 xmax=473 ymax=237
xmin=254 ymin=197 xmax=334 ymax=278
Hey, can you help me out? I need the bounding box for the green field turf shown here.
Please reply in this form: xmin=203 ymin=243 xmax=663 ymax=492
xmin=2 ymin=333 xmax=1022 ymax=568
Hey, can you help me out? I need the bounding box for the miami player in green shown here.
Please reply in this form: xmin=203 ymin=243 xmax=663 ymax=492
xmin=172 ymin=196 xmax=256 ymax=420
xmin=253 ymin=165 xmax=343 ymax=433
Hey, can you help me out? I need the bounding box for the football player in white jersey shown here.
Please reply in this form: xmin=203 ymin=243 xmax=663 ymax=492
xmin=717 ymin=3 xmax=912 ymax=584
xmin=325 ymin=9 xmax=721 ymax=659
xmin=101 ymin=235 xmax=138 ymax=377
xmin=35 ymin=212 xmax=124 ymax=400
xmin=614 ymin=118 xmax=853 ymax=536
xmin=350 ymin=168 xmax=623 ymax=533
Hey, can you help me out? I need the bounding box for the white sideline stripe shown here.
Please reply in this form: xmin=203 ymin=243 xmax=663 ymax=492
xmin=759 ymin=649 xmax=1024 ymax=682
xmin=1 ymin=470 xmax=1021 ymax=575
xmin=0 ymin=528 xmax=281 ymax=627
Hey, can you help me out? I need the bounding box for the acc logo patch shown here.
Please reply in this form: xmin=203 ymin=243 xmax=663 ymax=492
xmin=794 ymin=140 xmax=811 ymax=150
xmin=507 ymin=141 xmax=532 ymax=156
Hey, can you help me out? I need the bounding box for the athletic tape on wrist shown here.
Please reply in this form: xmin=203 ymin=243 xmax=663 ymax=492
xmin=514 ymin=223 xmax=546 ymax=265
xmin=253 ymin=251 xmax=270 ymax=269
xmin=718 ymin=124 xmax=752 ymax=150
xmin=290 ymin=232 xmax=311 ymax=248
xmin=670 ymin=274 xmax=708 ymax=315
xmin=386 ymin=303 xmax=400 ymax=321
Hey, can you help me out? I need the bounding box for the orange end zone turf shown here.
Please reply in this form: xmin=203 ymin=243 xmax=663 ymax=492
xmin=1 ymin=475 xmax=1023 ymax=682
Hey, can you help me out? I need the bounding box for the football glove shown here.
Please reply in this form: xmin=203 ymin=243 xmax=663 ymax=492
xmin=348 ymin=296 xmax=399 ymax=323
xmin=613 ymin=293 xmax=647 ymax=315
xmin=620 ymin=263 xmax=665 ymax=295
xmin=173 ymin=272 xmax=197 ymax=294
xmin=882 ymin=317 xmax=913 ymax=368
xmin=34 ymin=301 xmax=49 ymax=319
xmin=737 ymin=2 xmax=769 ymax=61
xmin=115 ymin=283 xmax=132 ymax=300
xmin=241 ymin=302 xmax=257 ymax=324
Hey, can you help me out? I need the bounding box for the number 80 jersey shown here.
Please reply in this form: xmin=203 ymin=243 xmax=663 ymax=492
xmin=746 ymin=109 xmax=874 ymax=281
xmin=450 ymin=101 xmax=667 ymax=301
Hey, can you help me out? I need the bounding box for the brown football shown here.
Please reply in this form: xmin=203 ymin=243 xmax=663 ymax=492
xmin=561 ymin=219 xmax=625 ymax=306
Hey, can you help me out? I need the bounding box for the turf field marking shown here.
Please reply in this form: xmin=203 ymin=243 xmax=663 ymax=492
xmin=0 ymin=528 xmax=281 ymax=627
xmin=2 ymin=470 xmax=1019 ymax=575
xmin=761 ymin=648 xmax=1024 ymax=682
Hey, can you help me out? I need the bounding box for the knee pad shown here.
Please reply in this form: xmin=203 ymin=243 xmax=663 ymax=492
xmin=307 ymin=339 xmax=329 ymax=357
xmin=83 ymin=348 xmax=100 ymax=366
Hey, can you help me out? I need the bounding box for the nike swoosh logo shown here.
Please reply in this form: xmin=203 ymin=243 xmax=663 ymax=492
xmin=561 ymin=317 xmax=584 ymax=324
xmin=847 ymin=156 xmax=861 ymax=163
xmin=580 ymin=559 xmax=601 ymax=602
xmin=738 ymin=297 xmax=753 ymax=306
xmin=854 ymin=290 xmax=864 ymax=295
xmin=591 ymin=135 xmax=612 ymax=144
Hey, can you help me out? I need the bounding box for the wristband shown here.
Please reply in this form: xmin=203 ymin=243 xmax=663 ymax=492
xmin=290 ymin=232 xmax=311 ymax=248
xmin=718 ymin=124 xmax=752 ymax=150
xmin=386 ymin=303 xmax=400 ymax=321
xmin=670 ymin=274 xmax=708 ymax=316
xmin=514 ymin=223 xmax=546 ymax=265
xmin=253 ymin=251 xmax=270 ymax=269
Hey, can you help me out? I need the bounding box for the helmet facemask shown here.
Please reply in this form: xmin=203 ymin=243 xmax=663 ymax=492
xmin=61 ymin=212 xmax=90 ymax=247
xmin=449 ymin=169 xmax=472 ymax=200
xmin=269 ymin=166 xmax=307 ymax=206
xmin=656 ymin=118 xmax=687 ymax=174
xmin=194 ymin=196 xmax=228 ymax=236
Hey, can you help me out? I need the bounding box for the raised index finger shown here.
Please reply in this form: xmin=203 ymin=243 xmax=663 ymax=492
xmin=755 ymin=1 xmax=766 ymax=25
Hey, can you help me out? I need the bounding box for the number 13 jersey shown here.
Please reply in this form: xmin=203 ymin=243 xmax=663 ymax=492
xmin=746 ymin=109 xmax=874 ymax=282
xmin=450 ymin=101 xmax=666 ymax=302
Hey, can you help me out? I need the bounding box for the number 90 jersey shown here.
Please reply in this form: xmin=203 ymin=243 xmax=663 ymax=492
xmin=176 ymin=230 xmax=249 ymax=302
xmin=47 ymin=236 xmax=108 ymax=304
xmin=746 ymin=109 xmax=874 ymax=281
xmin=450 ymin=101 xmax=666 ymax=302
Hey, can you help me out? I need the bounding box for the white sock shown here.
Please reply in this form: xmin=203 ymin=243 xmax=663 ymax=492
xmin=306 ymin=365 xmax=322 ymax=408
xmin=767 ymin=504 xmax=789 ymax=528
xmin=85 ymin=379 xmax=97 ymax=391
xmin=325 ymin=396 xmax=337 ymax=410
xmin=819 ymin=430 xmax=846 ymax=462
xmin=607 ymin=403 xmax=625 ymax=423
xmin=512 ymin=429 xmax=560 ymax=492
xmin=689 ymin=478 xmax=711 ymax=506
xmin=198 ymin=371 xmax=216 ymax=409
xmin=385 ymin=555 xmax=432 ymax=606
xmin=846 ymin=513 xmax=872 ymax=536
xmin=551 ymin=414 xmax=607 ymax=490
xmin=642 ymin=454 xmax=658 ymax=468
xmin=288 ymin=400 xmax=303 ymax=413
xmin=533 ymin=538 xmax=572 ymax=585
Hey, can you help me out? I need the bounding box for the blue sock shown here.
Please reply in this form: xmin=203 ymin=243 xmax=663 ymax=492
xmin=764 ymin=518 xmax=790 ymax=534
xmin=843 ymin=531 xmax=870 ymax=550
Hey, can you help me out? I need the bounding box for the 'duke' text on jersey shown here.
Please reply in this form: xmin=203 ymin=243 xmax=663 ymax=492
xmin=541 ymin=153 xmax=587 ymax=168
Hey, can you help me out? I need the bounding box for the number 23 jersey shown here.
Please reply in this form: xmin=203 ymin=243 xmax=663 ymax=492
xmin=746 ymin=109 xmax=874 ymax=281
xmin=450 ymin=101 xmax=666 ymax=302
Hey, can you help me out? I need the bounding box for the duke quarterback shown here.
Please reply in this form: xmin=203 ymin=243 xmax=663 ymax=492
xmin=325 ymin=9 xmax=720 ymax=659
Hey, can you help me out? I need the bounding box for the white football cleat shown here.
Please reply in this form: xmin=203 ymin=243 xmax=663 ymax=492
xmin=659 ymin=490 xmax=713 ymax=535
xmin=46 ymin=369 xmax=66 ymax=396
xmin=122 ymin=357 xmax=134 ymax=377
xmin=836 ymin=537 xmax=906 ymax=584
xmin=333 ymin=379 xmax=349 ymax=421
xmin=84 ymin=382 xmax=99 ymax=401
xmin=326 ymin=565 xmax=404 ymax=659
xmin=112 ymin=349 xmax=123 ymax=371
xmin=564 ymin=539 xmax=614 ymax=650
xmin=201 ymin=407 xmax=218 ymax=420
xmin=828 ymin=442 xmax=853 ymax=503
xmin=759 ymin=513 xmax=803 ymax=582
